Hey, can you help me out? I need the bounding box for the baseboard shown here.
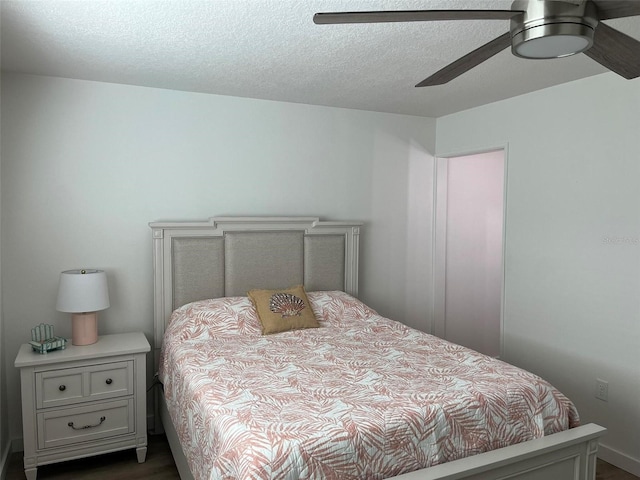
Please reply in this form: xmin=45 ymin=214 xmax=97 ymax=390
xmin=11 ymin=437 xmax=23 ymax=454
xmin=0 ymin=440 xmax=12 ymax=480
xmin=147 ymin=412 xmax=155 ymax=434
xmin=599 ymin=443 xmax=640 ymax=477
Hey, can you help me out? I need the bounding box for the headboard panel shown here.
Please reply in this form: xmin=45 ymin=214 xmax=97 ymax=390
xmin=172 ymin=237 xmax=225 ymax=307
xmin=224 ymin=230 xmax=305 ymax=296
xmin=304 ymin=234 xmax=346 ymax=291
xmin=150 ymin=216 xmax=361 ymax=354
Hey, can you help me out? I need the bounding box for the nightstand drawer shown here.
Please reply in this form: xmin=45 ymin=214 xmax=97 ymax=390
xmin=36 ymin=361 xmax=133 ymax=408
xmin=37 ymin=398 xmax=134 ymax=450
xmin=88 ymin=362 xmax=132 ymax=400
xmin=38 ymin=372 xmax=84 ymax=407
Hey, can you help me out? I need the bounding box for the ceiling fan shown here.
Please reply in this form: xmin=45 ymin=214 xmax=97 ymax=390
xmin=313 ymin=1 xmax=640 ymax=86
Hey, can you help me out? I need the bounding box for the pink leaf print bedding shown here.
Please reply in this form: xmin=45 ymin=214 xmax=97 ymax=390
xmin=159 ymin=291 xmax=579 ymax=480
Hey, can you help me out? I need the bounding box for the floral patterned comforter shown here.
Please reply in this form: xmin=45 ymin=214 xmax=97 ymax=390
xmin=159 ymin=291 xmax=579 ymax=480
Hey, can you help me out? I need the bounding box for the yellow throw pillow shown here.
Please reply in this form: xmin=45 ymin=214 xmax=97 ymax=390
xmin=248 ymin=285 xmax=319 ymax=335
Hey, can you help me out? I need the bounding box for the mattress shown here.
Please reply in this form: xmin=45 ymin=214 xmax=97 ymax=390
xmin=159 ymin=291 xmax=579 ymax=480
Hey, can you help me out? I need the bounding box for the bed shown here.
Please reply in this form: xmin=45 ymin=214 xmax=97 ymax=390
xmin=150 ymin=216 xmax=605 ymax=480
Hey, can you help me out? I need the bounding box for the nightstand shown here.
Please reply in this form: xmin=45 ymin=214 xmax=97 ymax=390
xmin=14 ymin=332 xmax=150 ymax=480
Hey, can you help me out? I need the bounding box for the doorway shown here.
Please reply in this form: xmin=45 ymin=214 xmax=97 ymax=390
xmin=433 ymin=149 xmax=506 ymax=357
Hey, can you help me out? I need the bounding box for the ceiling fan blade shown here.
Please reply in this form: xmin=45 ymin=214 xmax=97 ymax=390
xmin=416 ymin=32 xmax=511 ymax=87
xmin=592 ymin=1 xmax=640 ymax=20
xmin=313 ymin=10 xmax=521 ymax=25
xmin=584 ymin=22 xmax=640 ymax=79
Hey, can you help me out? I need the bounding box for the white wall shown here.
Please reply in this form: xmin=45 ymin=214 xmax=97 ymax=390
xmin=0 ymin=73 xmax=436 ymax=442
xmin=436 ymin=73 xmax=640 ymax=474
xmin=0 ymin=40 xmax=9 ymax=476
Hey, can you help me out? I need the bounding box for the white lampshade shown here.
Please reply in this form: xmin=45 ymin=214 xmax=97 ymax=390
xmin=56 ymin=269 xmax=110 ymax=313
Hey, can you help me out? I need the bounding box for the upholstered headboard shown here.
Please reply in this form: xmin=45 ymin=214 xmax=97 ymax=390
xmin=150 ymin=216 xmax=361 ymax=356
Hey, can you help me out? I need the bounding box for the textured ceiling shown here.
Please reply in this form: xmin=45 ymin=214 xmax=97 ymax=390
xmin=1 ymin=0 xmax=639 ymax=117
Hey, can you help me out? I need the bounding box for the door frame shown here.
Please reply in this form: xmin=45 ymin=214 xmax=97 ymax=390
xmin=432 ymin=144 xmax=509 ymax=358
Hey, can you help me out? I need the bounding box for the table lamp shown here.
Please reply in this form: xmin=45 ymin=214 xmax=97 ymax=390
xmin=56 ymin=269 xmax=110 ymax=346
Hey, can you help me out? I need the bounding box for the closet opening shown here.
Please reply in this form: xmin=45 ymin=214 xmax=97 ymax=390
xmin=433 ymin=149 xmax=506 ymax=357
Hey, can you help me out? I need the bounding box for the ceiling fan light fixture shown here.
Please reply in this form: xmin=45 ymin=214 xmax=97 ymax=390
xmin=315 ymin=0 xmax=640 ymax=86
xmin=512 ymin=22 xmax=595 ymax=59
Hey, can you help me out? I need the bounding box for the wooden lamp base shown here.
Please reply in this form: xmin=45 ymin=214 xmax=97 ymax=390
xmin=71 ymin=312 xmax=98 ymax=345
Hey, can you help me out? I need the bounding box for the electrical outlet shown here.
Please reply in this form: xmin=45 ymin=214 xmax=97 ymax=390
xmin=595 ymin=379 xmax=608 ymax=402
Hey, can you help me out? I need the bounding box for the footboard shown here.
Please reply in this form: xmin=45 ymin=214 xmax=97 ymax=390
xmin=391 ymin=423 xmax=606 ymax=480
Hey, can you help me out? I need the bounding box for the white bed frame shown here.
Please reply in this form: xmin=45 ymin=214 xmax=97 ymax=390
xmin=150 ymin=216 xmax=605 ymax=480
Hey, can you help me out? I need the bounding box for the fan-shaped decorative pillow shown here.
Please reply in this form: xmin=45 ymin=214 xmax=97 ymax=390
xmin=248 ymin=285 xmax=319 ymax=334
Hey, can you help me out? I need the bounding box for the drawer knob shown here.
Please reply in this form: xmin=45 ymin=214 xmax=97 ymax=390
xmin=59 ymin=385 xmax=66 ymax=391
xmin=105 ymin=378 xmax=113 ymax=385
xmin=68 ymin=416 xmax=106 ymax=430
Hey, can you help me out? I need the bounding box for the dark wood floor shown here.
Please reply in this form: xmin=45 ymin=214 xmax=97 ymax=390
xmin=597 ymin=460 xmax=640 ymax=480
xmin=5 ymin=433 xmax=638 ymax=479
